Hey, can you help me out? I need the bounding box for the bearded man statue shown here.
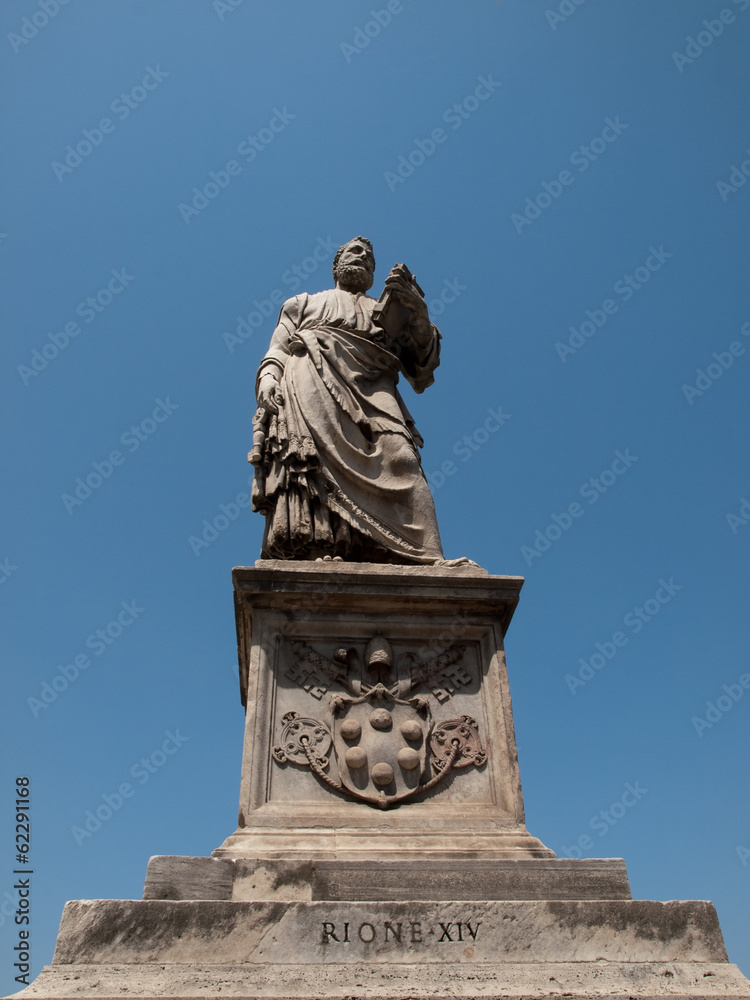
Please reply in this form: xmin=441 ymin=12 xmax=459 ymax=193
xmin=251 ymin=236 xmax=451 ymax=565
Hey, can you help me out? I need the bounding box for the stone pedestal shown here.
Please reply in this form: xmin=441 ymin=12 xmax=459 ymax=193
xmin=10 ymin=563 xmax=750 ymax=1000
xmin=216 ymin=560 xmax=551 ymax=860
xmin=14 ymin=893 xmax=750 ymax=999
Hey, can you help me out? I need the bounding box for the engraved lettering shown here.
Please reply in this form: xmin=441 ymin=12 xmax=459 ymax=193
xmin=384 ymin=921 xmax=402 ymax=942
xmin=358 ymin=922 xmax=376 ymax=943
xmin=320 ymin=917 xmax=472 ymax=946
xmin=322 ymin=922 xmax=339 ymax=943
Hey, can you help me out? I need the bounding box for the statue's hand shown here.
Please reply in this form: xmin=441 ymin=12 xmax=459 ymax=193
xmin=384 ymin=270 xmax=431 ymax=338
xmin=258 ymin=375 xmax=284 ymax=415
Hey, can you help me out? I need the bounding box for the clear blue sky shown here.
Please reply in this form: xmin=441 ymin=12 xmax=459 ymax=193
xmin=1 ymin=0 xmax=749 ymax=989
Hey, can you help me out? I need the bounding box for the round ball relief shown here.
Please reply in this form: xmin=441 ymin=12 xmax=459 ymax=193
xmin=339 ymin=718 xmax=362 ymax=741
xmin=400 ymin=720 xmax=423 ymax=742
xmin=345 ymin=746 xmax=367 ymax=770
xmin=371 ymin=762 xmax=394 ymax=786
xmin=369 ymin=708 xmax=392 ymax=730
xmin=397 ymin=747 xmax=421 ymax=770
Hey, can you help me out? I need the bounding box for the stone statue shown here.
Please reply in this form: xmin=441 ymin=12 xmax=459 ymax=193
xmin=250 ymin=236 xmax=453 ymax=564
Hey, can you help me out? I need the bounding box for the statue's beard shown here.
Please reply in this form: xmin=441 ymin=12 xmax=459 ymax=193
xmin=335 ymin=263 xmax=373 ymax=293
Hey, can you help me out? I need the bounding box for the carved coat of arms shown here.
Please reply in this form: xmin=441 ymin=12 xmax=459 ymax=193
xmin=273 ymin=635 xmax=485 ymax=809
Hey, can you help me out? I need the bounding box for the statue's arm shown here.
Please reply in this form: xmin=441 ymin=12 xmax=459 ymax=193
xmin=380 ymin=270 xmax=441 ymax=393
xmin=399 ymin=320 xmax=441 ymax=394
xmin=255 ymin=295 xmax=304 ymax=413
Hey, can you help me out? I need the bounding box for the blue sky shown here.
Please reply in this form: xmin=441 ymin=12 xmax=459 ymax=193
xmin=1 ymin=0 xmax=749 ymax=989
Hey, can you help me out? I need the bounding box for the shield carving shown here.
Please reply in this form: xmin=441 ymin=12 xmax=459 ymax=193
xmin=332 ymin=687 xmax=430 ymax=807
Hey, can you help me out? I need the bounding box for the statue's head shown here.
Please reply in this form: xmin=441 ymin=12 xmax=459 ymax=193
xmin=333 ymin=237 xmax=375 ymax=293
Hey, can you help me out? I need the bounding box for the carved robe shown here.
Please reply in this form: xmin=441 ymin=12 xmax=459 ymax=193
xmin=252 ymin=287 xmax=444 ymax=563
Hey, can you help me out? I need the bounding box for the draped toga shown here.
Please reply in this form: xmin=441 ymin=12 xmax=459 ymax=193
xmin=252 ymin=287 xmax=445 ymax=563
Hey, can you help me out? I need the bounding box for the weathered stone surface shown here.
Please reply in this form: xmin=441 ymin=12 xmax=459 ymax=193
xmin=143 ymin=856 xmax=632 ymax=902
xmin=52 ymin=899 xmax=728 ymax=966
xmin=143 ymin=856 xmax=234 ymax=900
xmin=217 ymin=562 xmax=553 ymax=861
xmin=16 ymin=960 xmax=750 ymax=999
xmin=310 ymin=857 xmax=632 ymax=901
xmin=230 ymin=858 xmax=317 ymax=901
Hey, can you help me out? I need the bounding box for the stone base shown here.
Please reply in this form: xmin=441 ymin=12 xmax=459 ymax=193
xmin=49 ymin=899 xmax=732 ymax=965
xmin=143 ymin=855 xmax=633 ymax=901
xmin=16 ymin=960 xmax=750 ymax=999
xmin=213 ymin=829 xmax=556 ymax=861
xmin=10 ymin=896 xmax=750 ymax=1000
